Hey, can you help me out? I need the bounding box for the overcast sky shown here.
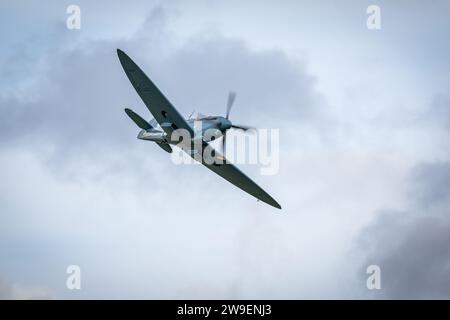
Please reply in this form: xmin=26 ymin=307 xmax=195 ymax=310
xmin=1 ymin=0 xmax=450 ymax=299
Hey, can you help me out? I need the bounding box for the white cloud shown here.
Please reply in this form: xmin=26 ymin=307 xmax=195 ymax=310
xmin=1 ymin=1 xmax=450 ymax=299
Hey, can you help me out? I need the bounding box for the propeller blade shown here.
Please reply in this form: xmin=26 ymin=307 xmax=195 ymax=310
xmin=226 ymin=91 xmax=236 ymax=119
xmin=125 ymin=108 xmax=152 ymax=130
xmin=231 ymin=124 xmax=255 ymax=131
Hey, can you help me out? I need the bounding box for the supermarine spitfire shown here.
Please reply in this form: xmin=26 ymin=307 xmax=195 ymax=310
xmin=117 ymin=49 xmax=281 ymax=209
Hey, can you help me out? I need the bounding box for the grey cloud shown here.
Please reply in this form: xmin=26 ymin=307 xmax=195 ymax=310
xmin=0 ymin=278 xmax=52 ymax=299
xmin=0 ymin=6 xmax=328 ymax=299
xmin=2 ymin=1 xmax=450 ymax=299
xmin=410 ymin=162 xmax=450 ymax=206
xmin=0 ymin=6 xmax=325 ymax=158
xmin=423 ymin=95 xmax=450 ymax=132
xmin=357 ymin=162 xmax=450 ymax=299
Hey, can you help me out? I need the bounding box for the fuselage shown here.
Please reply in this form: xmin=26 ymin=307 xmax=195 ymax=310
xmin=137 ymin=116 xmax=231 ymax=145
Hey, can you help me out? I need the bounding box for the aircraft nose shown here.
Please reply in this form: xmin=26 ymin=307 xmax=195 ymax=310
xmin=220 ymin=118 xmax=232 ymax=131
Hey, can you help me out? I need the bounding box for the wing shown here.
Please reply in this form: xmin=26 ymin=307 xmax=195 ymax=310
xmin=117 ymin=49 xmax=193 ymax=136
xmin=189 ymin=142 xmax=281 ymax=209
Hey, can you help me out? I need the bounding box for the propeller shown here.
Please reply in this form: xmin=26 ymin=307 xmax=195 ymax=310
xmin=194 ymin=92 xmax=255 ymax=154
xmin=221 ymin=92 xmax=255 ymax=155
xmin=226 ymin=91 xmax=236 ymax=119
xmin=231 ymin=124 xmax=255 ymax=131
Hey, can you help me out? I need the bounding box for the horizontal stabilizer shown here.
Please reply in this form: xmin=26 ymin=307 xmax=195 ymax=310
xmin=124 ymin=108 xmax=152 ymax=130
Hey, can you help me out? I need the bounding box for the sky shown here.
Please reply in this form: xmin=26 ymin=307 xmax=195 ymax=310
xmin=0 ymin=0 xmax=450 ymax=299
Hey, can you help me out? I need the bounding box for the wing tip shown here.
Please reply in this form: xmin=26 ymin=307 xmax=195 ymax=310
xmin=259 ymin=194 xmax=282 ymax=210
xmin=124 ymin=107 xmax=133 ymax=117
xmin=270 ymin=199 xmax=282 ymax=210
xmin=117 ymin=48 xmax=129 ymax=66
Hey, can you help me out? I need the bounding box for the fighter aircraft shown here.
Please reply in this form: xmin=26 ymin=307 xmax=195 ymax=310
xmin=117 ymin=49 xmax=281 ymax=209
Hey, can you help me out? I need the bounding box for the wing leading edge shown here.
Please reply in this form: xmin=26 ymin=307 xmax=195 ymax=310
xmin=118 ymin=49 xmax=281 ymax=209
xmin=192 ymin=142 xmax=281 ymax=209
xmin=117 ymin=49 xmax=193 ymax=136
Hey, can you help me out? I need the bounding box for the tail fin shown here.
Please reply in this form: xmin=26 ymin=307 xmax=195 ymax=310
xmin=125 ymin=108 xmax=172 ymax=153
xmin=124 ymin=108 xmax=152 ymax=130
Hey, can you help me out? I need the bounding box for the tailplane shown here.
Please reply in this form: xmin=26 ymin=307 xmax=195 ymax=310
xmin=124 ymin=108 xmax=152 ymax=130
xmin=124 ymin=108 xmax=172 ymax=153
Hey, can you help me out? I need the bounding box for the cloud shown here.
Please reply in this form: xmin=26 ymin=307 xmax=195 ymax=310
xmin=0 ymin=278 xmax=52 ymax=299
xmin=0 ymin=6 xmax=333 ymax=299
xmin=356 ymin=162 xmax=450 ymax=299
xmin=0 ymin=4 xmax=330 ymax=198
xmin=1 ymin=1 xmax=450 ymax=299
xmin=424 ymin=95 xmax=450 ymax=132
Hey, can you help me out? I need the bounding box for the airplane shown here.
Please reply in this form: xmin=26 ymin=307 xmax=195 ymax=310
xmin=117 ymin=49 xmax=281 ymax=209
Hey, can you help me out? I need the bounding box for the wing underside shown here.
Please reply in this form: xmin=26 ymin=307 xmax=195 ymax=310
xmin=117 ymin=49 xmax=193 ymax=136
xmin=188 ymin=142 xmax=281 ymax=209
xmin=118 ymin=49 xmax=280 ymax=209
